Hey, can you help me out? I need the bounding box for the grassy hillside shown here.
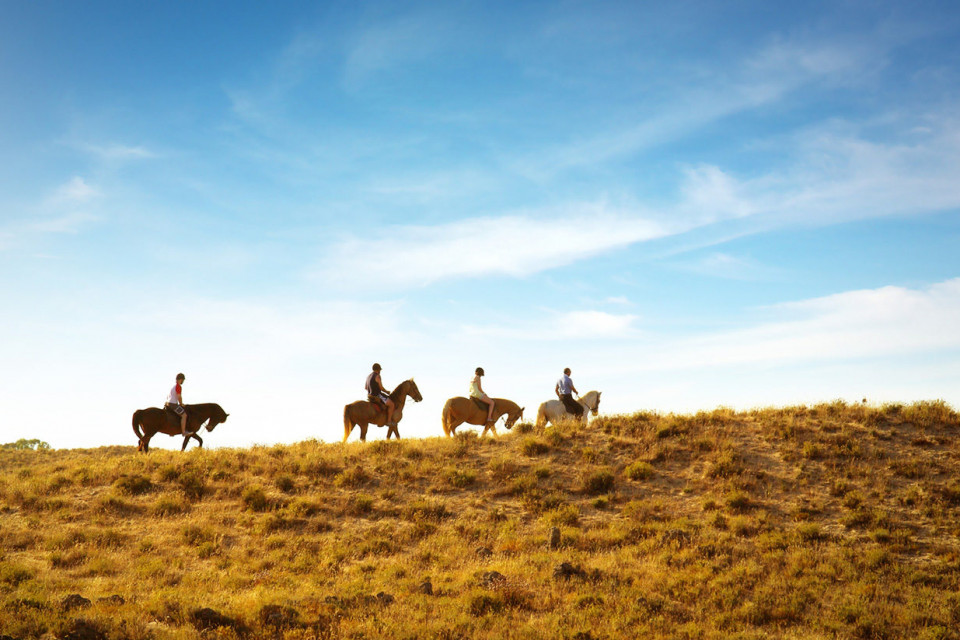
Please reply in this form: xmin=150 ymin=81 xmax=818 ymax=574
xmin=2 ymin=401 xmax=960 ymax=639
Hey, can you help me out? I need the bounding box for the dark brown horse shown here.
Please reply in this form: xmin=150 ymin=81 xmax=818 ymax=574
xmin=441 ymin=397 xmax=524 ymax=437
xmin=132 ymin=403 xmax=229 ymax=452
xmin=343 ymin=379 xmax=422 ymax=442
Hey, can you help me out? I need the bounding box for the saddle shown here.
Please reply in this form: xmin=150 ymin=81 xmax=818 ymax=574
xmin=471 ymin=397 xmax=488 ymax=411
xmin=367 ymin=395 xmax=386 ymax=409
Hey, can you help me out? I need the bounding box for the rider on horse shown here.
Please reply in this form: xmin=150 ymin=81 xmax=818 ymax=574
xmin=470 ymin=367 xmax=496 ymax=427
xmin=365 ymin=363 xmax=397 ymax=427
xmin=165 ymin=373 xmax=192 ymax=437
xmin=555 ymin=367 xmax=584 ymax=418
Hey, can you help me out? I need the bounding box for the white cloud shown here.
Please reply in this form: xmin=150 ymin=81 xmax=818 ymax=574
xmin=462 ymin=309 xmax=638 ymax=341
xmin=80 ymin=143 xmax=155 ymax=161
xmin=24 ymin=212 xmax=99 ymax=234
xmin=50 ymin=176 xmax=99 ymax=204
xmin=637 ymin=278 xmax=960 ymax=372
xmin=313 ymin=203 xmax=667 ymax=288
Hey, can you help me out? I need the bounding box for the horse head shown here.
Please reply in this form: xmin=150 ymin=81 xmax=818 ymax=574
xmin=504 ymin=406 xmax=525 ymax=429
xmin=590 ymin=392 xmax=601 ymax=416
xmin=206 ymin=406 xmax=229 ymax=432
xmin=405 ymin=378 xmax=423 ymax=402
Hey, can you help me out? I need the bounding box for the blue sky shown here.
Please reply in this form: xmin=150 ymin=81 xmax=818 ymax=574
xmin=2 ymin=1 xmax=959 ymax=449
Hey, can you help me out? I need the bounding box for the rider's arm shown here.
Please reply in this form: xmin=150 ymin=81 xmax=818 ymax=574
xmin=571 ymin=383 xmax=578 ymax=396
xmin=555 ymin=382 xmax=561 ymax=398
xmin=377 ymin=374 xmax=391 ymax=395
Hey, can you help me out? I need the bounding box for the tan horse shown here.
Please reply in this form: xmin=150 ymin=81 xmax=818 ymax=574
xmin=441 ymin=397 xmax=524 ymax=437
xmin=343 ymin=379 xmax=422 ymax=442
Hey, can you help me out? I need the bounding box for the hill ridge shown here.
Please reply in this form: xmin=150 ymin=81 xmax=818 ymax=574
xmin=2 ymin=400 xmax=959 ymax=639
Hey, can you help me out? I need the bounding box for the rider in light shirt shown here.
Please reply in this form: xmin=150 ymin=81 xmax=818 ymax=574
xmin=470 ymin=367 xmax=495 ymax=426
xmin=555 ymin=367 xmax=584 ymax=418
xmin=165 ymin=373 xmax=191 ymax=437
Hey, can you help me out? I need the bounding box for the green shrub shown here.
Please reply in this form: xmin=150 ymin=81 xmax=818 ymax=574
xmin=114 ymin=474 xmax=153 ymax=495
xmin=153 ymin=494 xmax=190 ymax=516
xmin=243 ymin=487 xmax=269 ymax=512
xmin=521 ymin=438 xmax=550 ymax=456
xmin=178 ymin=471 xmax=206 ymax=501
xmin=625 ymin=461 xmax=654 ymax=481
xmin=0 ymin=562 xmax=33 ymax=586
xmin=544 ymin=504 xmax=580 ymax=527
xmin=445 ymin=468 xmax=477 ymax=488
xmin=582 ymin=470 xmax=615 ymax=495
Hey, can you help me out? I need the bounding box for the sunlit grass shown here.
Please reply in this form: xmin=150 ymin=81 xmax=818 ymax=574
xmin=1 ymin=401 xmax=959 ymax=638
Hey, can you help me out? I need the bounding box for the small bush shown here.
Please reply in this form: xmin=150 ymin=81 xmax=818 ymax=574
xmin=0 ymin=562 xmax=33 ymax=586
xmin=582 ymin=470 xmax=615 ymax=495
xmin=521 ymin=438 xmax=550 ymax=456
xmin=445 ymin=468 xmax=477 ymax=488
xmin=154 ymin=495 xmax=190 ymax=516
xmin=544 ymin=504 xmax=580 ymax=527
xmin=114 ymin=474 xmax=153 ymax=495
xmin=725 ymin=491 xmax=752 ymax=512
xmin=469 ymin=592 xmax=504 ymax=616
xmin=625 ymin=461 xmax=654 ymax=481
xmin=243 ymin=487 xmax=269 ymax=512
xmin=351 ymin=493 xmax=375 ymax=515
xmin=513 ymin=422 xmax=534 ymax=434
xmin=178 ymin=471 xmax=206 ymax=501
xmin=335 ymin=465 xmax=369 ymax=487
xmin=275 ymin=475 xmax=296 ymax=493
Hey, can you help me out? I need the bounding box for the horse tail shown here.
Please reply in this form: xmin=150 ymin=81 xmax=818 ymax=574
xmin=536 ymin=403 xmax=548 ymax=429
xmin=343 ymin=405 xmax=353 ymax=443
xmin=441 ymin=400 xmax=452 ymax=437
xmin=132 ymin=410 xmax=145 ymax=448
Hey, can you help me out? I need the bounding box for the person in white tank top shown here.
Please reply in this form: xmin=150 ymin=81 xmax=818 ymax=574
xmin=470 ymin=367 xmax=495 ymax=426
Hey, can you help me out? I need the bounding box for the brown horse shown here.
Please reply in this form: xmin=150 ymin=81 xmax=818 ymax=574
xmin=132 ymin=403 xmax=229 ymax=452
xmin=343 ymin=379 xmax=422 ymax=442
xmin=441 ymin=397 xmax=524 ymax=437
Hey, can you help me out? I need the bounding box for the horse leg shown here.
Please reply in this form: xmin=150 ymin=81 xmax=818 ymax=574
xmin=142 ymin=435 xmax=153 ymax=453
xmin=387 ymin=424 xmax=400 ymax=439
xmin=360 ymin=423 xmax=368 ymax=442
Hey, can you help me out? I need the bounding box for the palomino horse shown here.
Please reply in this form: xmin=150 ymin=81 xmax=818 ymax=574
xmin=441 ymin=397 xmax=525 ymax=437
xmin=536 ymin=390 xmax=601 ymax=428
xmin=132 ymin=403 xmax=229 ymax=453
xmin=343 ymin=379 xmax=422 ymax=442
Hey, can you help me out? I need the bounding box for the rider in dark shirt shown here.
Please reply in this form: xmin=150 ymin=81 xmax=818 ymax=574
xmin=365 ymin=363 xmax=396 ymax=426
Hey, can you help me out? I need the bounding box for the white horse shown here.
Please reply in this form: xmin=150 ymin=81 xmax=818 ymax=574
xmin=536 ymin=390 xmax=602 ymax=427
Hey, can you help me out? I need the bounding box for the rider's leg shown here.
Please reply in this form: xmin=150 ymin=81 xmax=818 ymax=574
xmin=386 ymin=398 xmax=396 ymax=425
xmin=486 ymin=398 xmax=495 ymax=424
xmin=180 ymin=412 xmax=188 ymax=436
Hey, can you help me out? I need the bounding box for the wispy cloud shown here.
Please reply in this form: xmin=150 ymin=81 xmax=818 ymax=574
xmin=79 ymin=142 xmax=156 ymax=161
xmin=312 ymin=203 xmax=667 ymax=288
xmin=512 ymin=32 xmax=901 ymax=180
xmin=463 ymin=309 xmax=639 ymax=341
xmin=668 ymin=252 xmax=779 ymax=281
xmin=636 ymin=278 xmax=960 ymax=372
xmin=49 ymin=176 xmax=99 ymax=204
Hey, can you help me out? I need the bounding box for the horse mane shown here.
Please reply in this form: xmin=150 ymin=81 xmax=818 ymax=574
xmin=389 ymin=380 xmax=413 ymax=401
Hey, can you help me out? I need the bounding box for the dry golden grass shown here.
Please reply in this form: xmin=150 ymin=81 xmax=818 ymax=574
xmin=2 ymin=400 xmax=960 ymax=639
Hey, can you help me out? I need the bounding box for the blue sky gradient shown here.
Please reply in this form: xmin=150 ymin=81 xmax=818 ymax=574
xmin=2 ymin=1 xmax=959 ymax=448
